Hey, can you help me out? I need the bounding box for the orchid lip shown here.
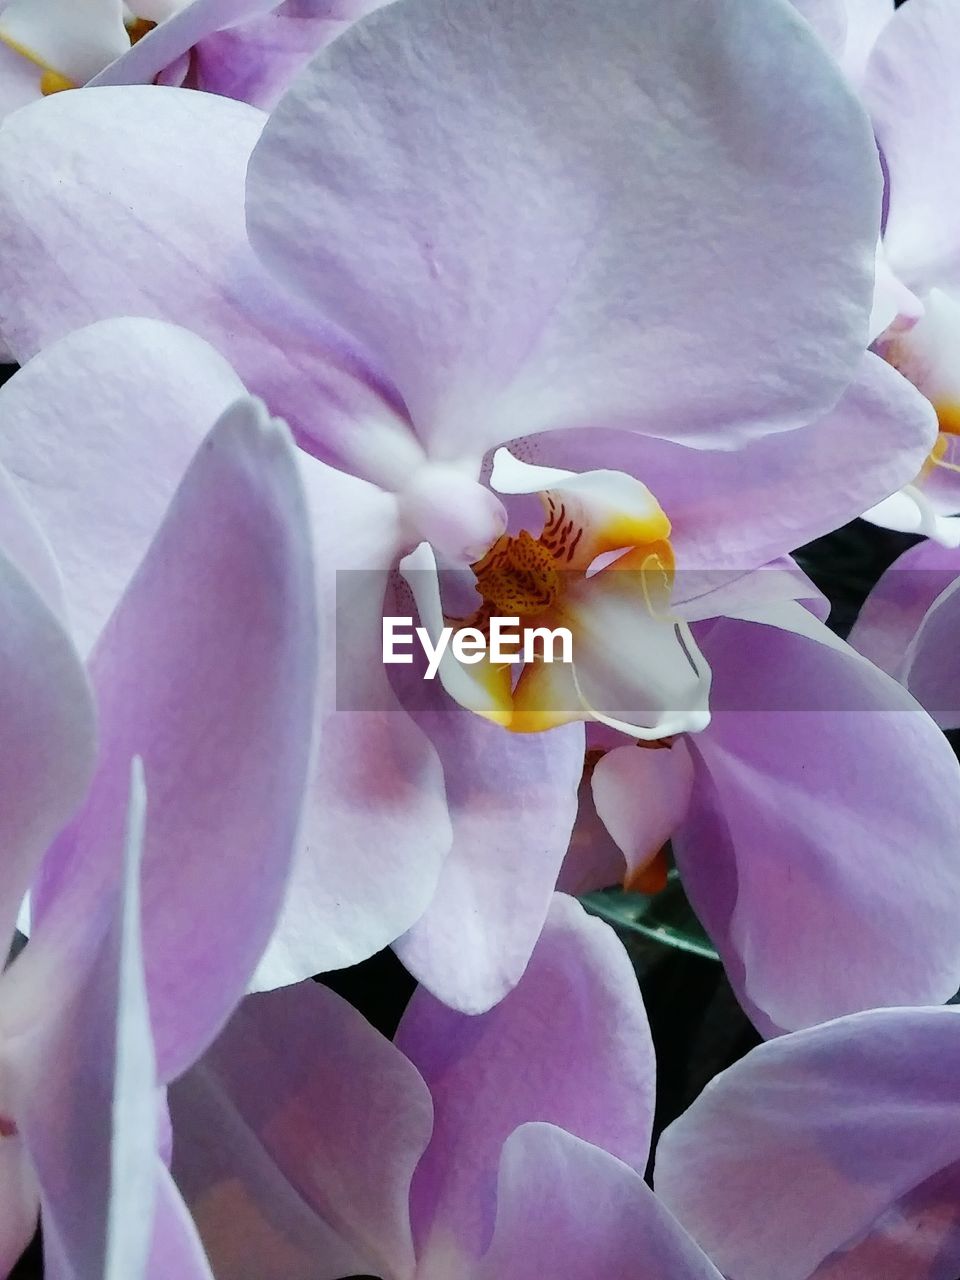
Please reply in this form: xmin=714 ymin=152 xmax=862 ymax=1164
xmin=400 ymin=455 xmax=713 ymax=737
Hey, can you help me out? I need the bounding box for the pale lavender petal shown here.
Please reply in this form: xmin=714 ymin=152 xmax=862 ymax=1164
xmin=849 ymin=539 xmax=960 ymax=680
xmin=193 ymin=11 xmax=350 ymax=110
xmin=248 ymin=0 xmax=879 ymax=454
xmin=477 ymin=1124 xmax=722 ymax=1280
xmin=899 ymin=572 xmax=960 ymax=729
xmin=393 ymin=685 xmax=584 ymax=1013
xmin=790 ymin=0 xmax=846 ymax=59
xmin=864 ymin=0 xmax=960 ymax=292
xmin=676 ymin=616 xmax=960 ymax=1032
xmin=396 ymin=895 xmax=655 ymax=1267
xmin=656 ymin=1007 xmax=960 ymax=1280
xmin=843 ymin=0 xmax=895 ymax=81
xmin=4 ymin=764 xmax=156 ymax=1280
xmin=0 ymin=454 xmax=65 ymax=622
xmin=0 ymin=86 xmax=412 ymax=480
xmin=146 ymin=1166 xmax=215 ymax=1280
xmin=30 ymin=399 xmax=318 ymax=1081
xmin=0 ymin=318 xmax=244 ymax=655
xmin=0 ymin=548 xmax=94 ymax=958
xmin=170 ymin=981 xmax=433 ymax=1280
xmin=0 ymin=40 xmax=41 ymax=118
xmin=0 ymin=1142 xmax=39 ymax=1277
xmin=253 ymin=456 xmax=451 ymax=986
xmin=508 ymin=353 xmax=936 ymax=572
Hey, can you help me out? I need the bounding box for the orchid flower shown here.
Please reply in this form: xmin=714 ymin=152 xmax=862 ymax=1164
xmin=168 ymin=895 xmax=723 ymax=1280
xmin=0 ymin=394 xmax=319 ymax=1276
xmin=796 ymin=0 xmax=960 ymax=545
xmin=656 ymin=1003 xmax=960 ymax=1280
xmin=0 ymin=0 xmax=921 ymax=1012
xmin=0 ymin=0 xmax=372 ymax=118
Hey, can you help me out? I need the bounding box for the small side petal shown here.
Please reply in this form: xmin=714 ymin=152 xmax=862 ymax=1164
xmin=248 ymin=0 xmax=880 ymax=452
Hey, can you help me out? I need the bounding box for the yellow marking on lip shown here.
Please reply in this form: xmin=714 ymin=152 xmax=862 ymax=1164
xmin=935 ymin=400 xmax=960 ymax=436
xmin=0 ymin=31 xmax=76 ymax=91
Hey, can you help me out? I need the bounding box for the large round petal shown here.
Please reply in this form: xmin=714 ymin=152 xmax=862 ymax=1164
xmin=396 ymin=895 xmax=655 ymax=1268
xmin=676 ymin=612 xmax=960 ymax=1033
xmin=477 ymin=1125 xmax=723 ymax=1280
xmin=656 ymin=1006 xmax=960 ymax=1280
xmin=170 ymin=981 xmax=434 ymax=1280
xmin=247 ymin=0 xmax=880 ymax=455
xmin=26 ymin=398 xmax=319 ymax=1081
xmin=864 ymin=0 xmax=960 ymax=292
xmin=0 ymin=86 xmax=416 ymax=483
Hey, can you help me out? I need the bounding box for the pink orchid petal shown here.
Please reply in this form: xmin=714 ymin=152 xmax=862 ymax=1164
xmin=393 ymin=692 xmax=584 ymax=1014
xmin=0 ymin=318 xmax=244 ymax=655
xmin=170 ymin=981 xmax=433 ymax=1280
xmin=253 ymin=457 xmax=451 ymax=986
xmin=898 ymin=572 xmax=960 ymax=730
xmin=0 ymin=454 xmax=65 ymax=623
xmin=146 ymin=1164 xmax=215 ymax=1280
xmin=397 ymin=895 xmax=655 ymax=1267
xmin=0 ymin=39 xmax=41 ymax=118
xmin=864 ymin=0 xmax=960 ymax=292
xmin=192 ymin=10 xmax=361 ymax=111
xmin=477 ymin=1124 xmax=723 ymax=1280
xmin=677 ymin=615 xmax=960 ymax=1032
xmin=0 ymin=1140 xmax=39 ymax=1276
xmin=656 ymin=1007 xmax=960 ymax=1280
xmin=0 ymin=86 xmax=408 ymax=478
xmin=30 ymin=398 xmax=318 ymax=1080
xmin=247 ymin=0 xmax=879 ymax=455
xmin=0 ymin=548 xmax=94 ymax=958
xmin=510 ymin=353 xmax=936 ymax=572
xmin=843 ymin=0 xmax=895 ymax=81
xmin=4 ymin=764 xmax=156 ymax=1280
xmin=849 ymin=538 xmax=960 ymax=681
